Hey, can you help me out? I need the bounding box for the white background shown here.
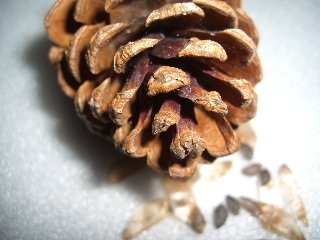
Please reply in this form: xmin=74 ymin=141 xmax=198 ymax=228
xmin=0 ymin=0 xmax=319 ymax=239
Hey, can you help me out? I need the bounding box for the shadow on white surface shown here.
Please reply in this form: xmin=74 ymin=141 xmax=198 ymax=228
xmin=24 ymin=35 xmax=151 ymax=185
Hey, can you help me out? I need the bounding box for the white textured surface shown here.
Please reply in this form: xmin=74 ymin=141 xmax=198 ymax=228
xmin=0 ymin=0 xmax=319 ymax=239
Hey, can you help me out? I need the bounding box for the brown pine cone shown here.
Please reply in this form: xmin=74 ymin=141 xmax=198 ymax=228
xmin=45 ymin=0 xmax=262 ymax=178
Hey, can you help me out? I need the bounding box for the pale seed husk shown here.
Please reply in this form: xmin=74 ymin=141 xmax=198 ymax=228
xmin=236 ymin=122 xmax=256 ymax=159
xmin=279 ymin=164 xmax=308 ymax=226
xmin=122 ymin=199 xmax=171 ymax=240
xmin=163 ymin=175 xmax=206 ymax=233
xmin=258 ymin=171 xmax=283 ymax=208
xmin=240 ymin=197 xmax=305 ymax=240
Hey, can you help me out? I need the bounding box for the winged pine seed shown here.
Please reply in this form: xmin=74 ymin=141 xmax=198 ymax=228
xmin=226 ymin=195 xmax=240 ymax=215
xmin=242 ymin=163 xmax=262 ymax=176
xmin=259 ymin=169 xmax=271 ymax=185
xmin=214 ymin=204 xmax=228 ymax=228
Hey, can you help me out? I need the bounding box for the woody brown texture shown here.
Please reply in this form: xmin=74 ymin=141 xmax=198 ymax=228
xmin=45 ymin=0 xmax=262 ymax=178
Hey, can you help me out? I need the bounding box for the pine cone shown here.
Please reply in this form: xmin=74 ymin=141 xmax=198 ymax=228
xmin=45 ymin=0 xmax=262 ymax=178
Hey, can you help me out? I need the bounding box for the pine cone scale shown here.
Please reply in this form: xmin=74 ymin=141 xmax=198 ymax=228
xmin=193 ymin=0 xmax=238 ymax=29
xmin=109 ymin=53 xmax=150 ymax=125
xmin=147 ymin=66 xmax=191 ymax=96
xmin=74 ymin=0 xmax=105 ymax=24
xmin=68 ymin=24 xmax=102 ymax=82
xmin=45 ymin=0 xmax=77 ymax=47
xmin=145 ymin=3 xmax=205 ymax=28
xmin=87 ymin=23 xmax=128 ymax=74
xmin=113 ymin=34 xmax=165 ymax=74
xmin=152 ymin=99 xmax=181 ymax=135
